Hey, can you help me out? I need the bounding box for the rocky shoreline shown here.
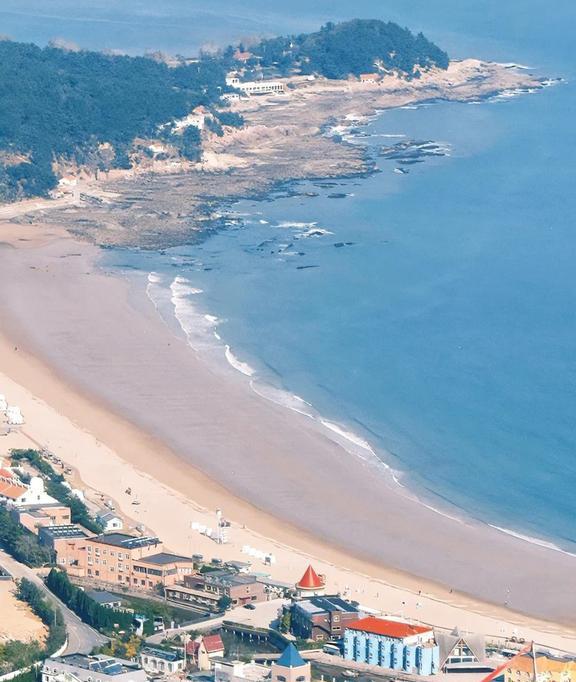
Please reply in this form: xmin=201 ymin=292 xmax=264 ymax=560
xmin=5 ymin=60 xmax=549 ymax=250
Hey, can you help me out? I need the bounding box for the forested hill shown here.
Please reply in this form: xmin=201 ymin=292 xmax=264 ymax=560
xmin=0 ymin=19 xmax=449 ymax=202
xmin=244 ymin=19 xmax=449 ymax=79
xmin=0 ymin=41 xmax=227 ymax=200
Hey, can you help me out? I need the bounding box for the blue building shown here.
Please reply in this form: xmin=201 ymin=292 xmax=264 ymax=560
xmin=343 ymin=616 xmax=439 ymax=676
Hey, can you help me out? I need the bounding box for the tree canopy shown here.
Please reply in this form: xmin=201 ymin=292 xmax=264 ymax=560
xmin=0 ymin=41 xmax=227 ymax=200
xmin=248 ymin=19 xmax=449 ymax=78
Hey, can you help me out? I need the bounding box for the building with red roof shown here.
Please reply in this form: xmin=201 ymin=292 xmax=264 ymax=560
xmin=344 ymin=617 xmax=438 ymax=675
xmin=295 ymin=564 xmax=326 ymax=596
xmin=187 ymin=633 xmax=225 ymax=671
xmin=347 ymin=616 xmax=433 ymax=643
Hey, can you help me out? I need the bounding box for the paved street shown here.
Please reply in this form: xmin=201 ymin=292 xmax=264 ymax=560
xmin=0 ymin=549 xmax=107 ymax=655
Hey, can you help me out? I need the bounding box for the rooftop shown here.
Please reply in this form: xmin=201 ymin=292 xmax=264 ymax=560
xmin=39 ymin=524 xmax=88 ymax=540
xmin=97 ymin=511 xmax=121 ymax=521
xmin=200 ymin=569 xmax=259 ymax=587
xmin=346 ymin=616 xmax=433 ymax=640
xmin=52 ymin=655 xmax=140 ymax=676
xmin=275 ymin=644 xmax=306 ymax=669
xmin=296 ymin=565 xmax=324 ymax=590
xmin=510 ymin=653 xmax=576 ymax=675
xmin=294 ymin=595 xmax=360 ymax=616
xmin=136 ymin=552 xmax=194 ymax=566
xmin=203 ymin=634 xmax=225 ymax=653
xmin=85 ymin=590 xmax=122 ymax=605
xmin=0 ymin=480 xmax=28 ymax=500
xmin=91 ymin=533 xmax=160 ymax=550
xmin=141 ymin=647 xmax=184 ymax=662
xmin=17 ymin=502 xmax=70 ymax=511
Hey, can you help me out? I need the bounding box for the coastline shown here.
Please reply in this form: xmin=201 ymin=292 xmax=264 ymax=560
xmin=8 ymin=59 xmax=550 ymax=250
xmin=0 ymin=226 xmax=575 ymax=645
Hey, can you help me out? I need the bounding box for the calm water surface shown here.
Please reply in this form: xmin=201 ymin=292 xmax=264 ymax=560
xmin=6 ymin=1 xmax=576 ymax=548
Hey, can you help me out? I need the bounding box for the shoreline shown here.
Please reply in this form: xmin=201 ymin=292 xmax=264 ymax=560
xmin=5 ymin=60 xmax=550 ymax=250
xmin=0 ymin=227 xmax=575 ymax=644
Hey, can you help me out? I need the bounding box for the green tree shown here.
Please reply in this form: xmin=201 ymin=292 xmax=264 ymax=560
xmin=217 ymin=595 xmax=233 ymax=612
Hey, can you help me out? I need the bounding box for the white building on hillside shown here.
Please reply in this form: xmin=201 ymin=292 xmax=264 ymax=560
xmin=0 ymin=471 xmax=58 ymax=508
xmin=236 ymin=81 xmax=285 ymax=96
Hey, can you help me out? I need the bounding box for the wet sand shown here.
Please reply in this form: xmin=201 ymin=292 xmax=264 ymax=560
xmin=0 ymin=226 xmax=575 ymax=630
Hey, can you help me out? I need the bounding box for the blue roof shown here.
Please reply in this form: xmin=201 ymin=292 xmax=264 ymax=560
xmin=276 ymin=643 xmax=306 ymax=668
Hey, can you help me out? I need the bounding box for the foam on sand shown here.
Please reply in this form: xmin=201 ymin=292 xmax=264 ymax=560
xmin=489 ymin=525 xmax=576 ymax=558
xmin=224 ymin=345 xmax=256 ymax=377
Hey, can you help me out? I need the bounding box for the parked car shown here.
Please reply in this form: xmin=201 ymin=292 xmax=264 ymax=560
xmin=243 ymin=603 xmax=256 ymax=610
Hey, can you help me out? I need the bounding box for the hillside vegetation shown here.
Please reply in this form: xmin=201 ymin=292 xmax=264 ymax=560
xmin=0 ymin=41 xmax=227 ymax=200
xmin=240 ymin=19 xmax=449 ymax=78
xmin=0 ymin=19 xmax=449 ymax=202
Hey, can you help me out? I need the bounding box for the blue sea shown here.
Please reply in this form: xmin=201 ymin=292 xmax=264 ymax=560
xmin=6 ymin=1 xmax=576 ymax=550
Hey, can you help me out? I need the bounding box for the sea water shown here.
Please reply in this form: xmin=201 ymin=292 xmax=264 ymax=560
xmin=7 ymin=0 xmax=576 ymax=549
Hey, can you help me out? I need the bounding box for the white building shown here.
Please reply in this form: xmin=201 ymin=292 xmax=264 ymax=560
xmin=139 ymin=647 xmax=185 ymax=677
xmin=97 ymin=510 xmax=124 ymax=531
xmin=215 ymin=660 xmax=271 ymax=682
xmin=42 ymin=655 xmax=147 ymax=682
xmin=6 ymin=405 xmax=24 ymax=425
xmin=0 ymin=475 xmax=59 ymax=508
xmin=236 ymin=81 xmax=285 ymax=96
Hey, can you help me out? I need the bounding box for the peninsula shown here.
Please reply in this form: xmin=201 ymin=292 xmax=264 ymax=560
xmin=0 ymin=21 xmax=543 ymax=247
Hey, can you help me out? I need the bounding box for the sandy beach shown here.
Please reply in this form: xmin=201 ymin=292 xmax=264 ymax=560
xmin=0 ymin=224 xmax=575 ymax=654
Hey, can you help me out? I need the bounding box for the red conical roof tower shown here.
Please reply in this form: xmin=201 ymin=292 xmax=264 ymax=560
xmin=297 ymin=564 xmax=324 ymax=590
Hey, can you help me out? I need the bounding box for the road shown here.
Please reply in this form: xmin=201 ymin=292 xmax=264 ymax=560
xmin=146 ymin=598 xmax=288 ymax=644
xmin=0 ymin=549 xmax=107 ymax=655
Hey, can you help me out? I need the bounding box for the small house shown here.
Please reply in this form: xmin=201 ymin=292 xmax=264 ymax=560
xmin=97 ymin=510 xmax=124 ymax=531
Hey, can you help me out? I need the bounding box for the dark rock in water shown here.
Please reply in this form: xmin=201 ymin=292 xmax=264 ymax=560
xmin=296 ymin=264 xmax=319 ymax=270
xmin=379 ymin=139 xmax=449 ymax=164
xmin=327 ymin=192 xmax=348 ymax=199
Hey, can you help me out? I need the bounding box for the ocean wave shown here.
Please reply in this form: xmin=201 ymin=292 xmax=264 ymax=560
xmin=276 ymin=221 xmax=319 ymax=229
xmin=169 ymin=276 xmax=222 ymax=351
xmin=250 ymin=381 xmax=314 ymax=417
xmin=225 ymin=345 xmax=256 ymax=376
xmin=320 ymin=419 xmax=380 ymax=462
xmin=500 ymin=62 xmax=534 ymax=70
xmin=489 ymin=525 xmax=576 ymax=558
xmin=296 ymin=227 xmax=334 ymax=239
